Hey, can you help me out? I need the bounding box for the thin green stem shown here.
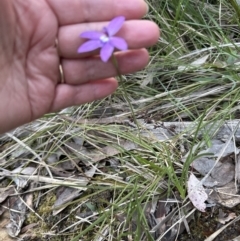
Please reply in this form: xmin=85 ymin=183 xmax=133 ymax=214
xmin=111 ymin=55 xmax=140 ymax=131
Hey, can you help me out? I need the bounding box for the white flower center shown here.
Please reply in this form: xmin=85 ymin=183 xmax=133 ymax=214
xmin=100 ymin=35 xmax=109 ymax=43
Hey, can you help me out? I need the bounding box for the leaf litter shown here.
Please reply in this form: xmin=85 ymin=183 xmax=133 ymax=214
xmin=0 ymin=119 xmax=240 ymax=240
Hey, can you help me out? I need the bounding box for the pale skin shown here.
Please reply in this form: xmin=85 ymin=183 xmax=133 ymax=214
xmin=0 ymin=0 xmax=160 ymax=133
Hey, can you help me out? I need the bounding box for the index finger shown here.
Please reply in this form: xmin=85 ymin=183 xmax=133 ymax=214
xmin=47 ymin=0 xmax=148 ymax=26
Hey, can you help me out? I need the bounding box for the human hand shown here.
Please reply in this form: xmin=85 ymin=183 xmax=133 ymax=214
xmin=0 ymin=0 xmax=159 ymax=133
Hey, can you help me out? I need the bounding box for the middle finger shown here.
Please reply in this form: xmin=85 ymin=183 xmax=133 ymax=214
xmin=58 ymin=20 xmax=159 ymax=58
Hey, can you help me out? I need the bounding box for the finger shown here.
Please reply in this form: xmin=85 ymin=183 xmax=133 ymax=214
xmin=62 ymin=49 xmax=149 ymax=85
xmin=58 ymin=20 xmax=159 ymax=58
xmin=50 ymin=78 xmax=118 ymax=112
xmin=47 ymin=0 xmax=148 ymax=26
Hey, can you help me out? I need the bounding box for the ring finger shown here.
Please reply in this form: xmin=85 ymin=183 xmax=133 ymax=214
xmin=61 ymin=48 xmax=149 ymax=85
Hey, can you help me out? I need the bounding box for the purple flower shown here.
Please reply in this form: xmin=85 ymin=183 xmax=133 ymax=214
xmin=78 ymin=16 xmax=128 ymax=62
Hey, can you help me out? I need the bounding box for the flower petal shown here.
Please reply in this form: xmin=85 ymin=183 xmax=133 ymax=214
xmin=104 ymin=16 xmax=125 ymax=36
xmin=110 ymin=37 xmax=128 ymax=50
xmin=100 ymin=43 xmax=114 ymax=62
xmin=80 ymin=31 xmax=103 ymax=40
xmin=78 ymin=40 xmax=102 ymax=53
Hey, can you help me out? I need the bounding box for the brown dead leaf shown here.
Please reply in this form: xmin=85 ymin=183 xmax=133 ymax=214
xmin=154 ymin=201 xmax=167 ymax=234
xmin=192 ymin=158 xmax=217 ymax=176
xmin=66 ymin=140 xmax=137 ymax=165
xmin=203 ymin=159 xmax=235 ymax=187
xmin=217 ymin=209 xmax=236 ymax=224
xmin=209 ymin=181 xmax=240 ymax=208
xmin=0 ymin=186 xmax=15 ymax=203
xmin=53 ymin=166 xmax=97 ymax=215
xmin=20 ymin=223 xmax=38 ymax=234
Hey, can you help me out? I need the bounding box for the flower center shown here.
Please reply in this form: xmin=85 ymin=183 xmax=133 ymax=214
xmin=100 ymin=34 xmax=110 ymax=43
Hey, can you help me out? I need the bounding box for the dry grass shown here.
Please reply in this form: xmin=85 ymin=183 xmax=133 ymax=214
xmin=1 ymin=0 xmax=240 ymax=240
